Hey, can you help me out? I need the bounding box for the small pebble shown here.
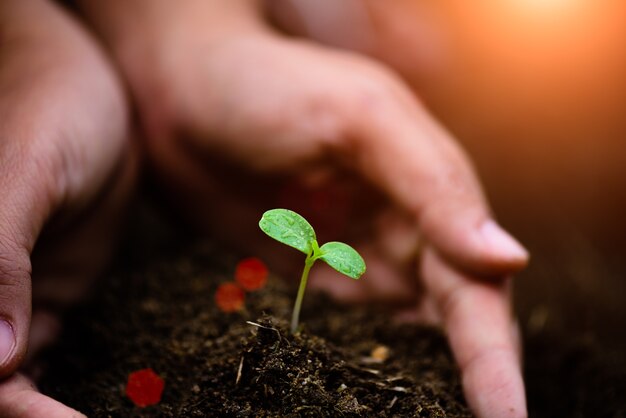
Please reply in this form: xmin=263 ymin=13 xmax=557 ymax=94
xmin=371 ymin=345 xmax=390 ymax=362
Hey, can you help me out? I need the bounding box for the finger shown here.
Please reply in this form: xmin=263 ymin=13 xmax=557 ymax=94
xmin=421 ymin=246 xmax=526 ymax=418
xmin=0 ymin=0 xmax=130 ymax=379
xmin=0 ymin=374 xmax=85 ymax=418
xmin=0 ymin=158 xmax=53 ymax=378
xmin=342 ymin=86 xmax=528 ymax=275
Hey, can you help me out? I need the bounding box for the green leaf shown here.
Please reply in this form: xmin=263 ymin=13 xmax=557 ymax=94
xmin=319 ymin=242 xmax=366 ymax=279
xmin=259 ymin=209 xmax=317 ymax=254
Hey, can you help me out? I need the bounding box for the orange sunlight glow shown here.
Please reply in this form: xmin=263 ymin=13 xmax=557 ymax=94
xmin=515 ymin=0 xmax=580 ymax=12
xmin=506 ymin=0 xmax=588 ymax=22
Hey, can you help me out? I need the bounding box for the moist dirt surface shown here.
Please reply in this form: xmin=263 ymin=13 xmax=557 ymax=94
xmin=39 ymin=240 xmax=472 ymax=417
xmin=38 ymin=206 xmax=626 ymax=417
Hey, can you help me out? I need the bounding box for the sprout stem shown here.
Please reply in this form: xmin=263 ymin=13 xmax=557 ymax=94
xmin=290 ymin=255 xmax=314 ymax=333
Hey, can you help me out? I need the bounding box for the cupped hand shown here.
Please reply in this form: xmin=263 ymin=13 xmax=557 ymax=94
xmin=78 ymin=2 xmax=528 ymax=416
xmin=0 ymin=1 xmax=136 ymax=416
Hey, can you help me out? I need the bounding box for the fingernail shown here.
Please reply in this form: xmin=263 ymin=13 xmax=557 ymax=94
xmin=480 ymin=220 xmax=529 ymax=261
xmin=0 ymin=319 xmax=16 ymax=366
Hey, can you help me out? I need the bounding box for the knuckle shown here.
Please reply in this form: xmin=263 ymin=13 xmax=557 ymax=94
xmin=343 ymin=76 xmax=398 ymax=124
xmin=334 ymin=65 xmax=415 ymax=156
xmin=298 ymin=92 xmax=351 ymax=151
xmin=338 ymin=57 xmax=409 ymax=119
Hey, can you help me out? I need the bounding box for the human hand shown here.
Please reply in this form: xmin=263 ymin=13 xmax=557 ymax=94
xmin=0 ymin=1 xmax=136 ymax=416
xmin=78 ymin=1 xmax=528 ymax=416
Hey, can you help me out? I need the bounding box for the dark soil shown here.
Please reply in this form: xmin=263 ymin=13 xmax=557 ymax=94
xmin=39 ymin=241 xmax=471 ymax=417
xmin=524 ymin=332 xmax=626 ymax=418
xmin=38 ymin=204 xmax=626 ymax=417
xmin=514 ymin=224 xmax=626 ymax=418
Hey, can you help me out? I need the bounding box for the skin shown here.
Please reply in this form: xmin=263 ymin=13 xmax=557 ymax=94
xmin=0 ymin=0 xmax=528 ymax=417
xmin=0 ymin=0 xmax=137 ymax=416
xmin=75 ymin=1 xmax=529 ymax=417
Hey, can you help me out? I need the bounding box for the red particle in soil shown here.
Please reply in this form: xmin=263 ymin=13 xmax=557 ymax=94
xmin=235 ymin=257 xmax=269 ymax=291
xmin=215 ymin=282 xmax=245 ymax=312
xmin=125 ymin=368 xmax=164 ymax=407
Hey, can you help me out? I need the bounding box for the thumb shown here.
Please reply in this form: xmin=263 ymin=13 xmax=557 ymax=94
xmin=0 ymin=154 xmax=54 ymax=379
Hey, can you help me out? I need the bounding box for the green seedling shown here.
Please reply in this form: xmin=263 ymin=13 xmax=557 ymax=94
xmin=259 ymin=208 xmax=366 ymax=333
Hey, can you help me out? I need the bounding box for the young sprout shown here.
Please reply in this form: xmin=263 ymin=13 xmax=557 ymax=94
xmin=259 ymin=208 xmax=366 ymax=333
